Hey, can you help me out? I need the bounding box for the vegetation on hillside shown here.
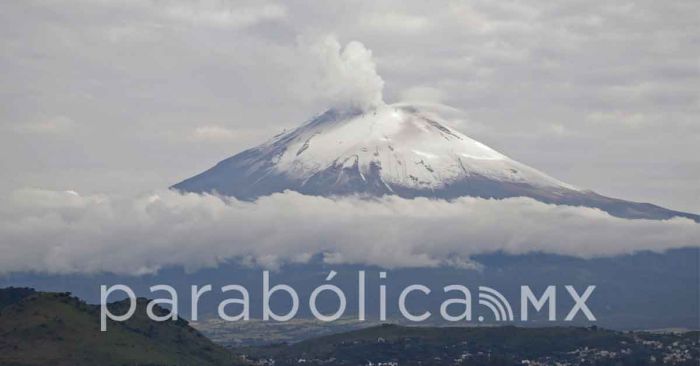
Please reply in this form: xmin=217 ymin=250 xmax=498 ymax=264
xmin=0 ymin=287 xmax=248 ymax=366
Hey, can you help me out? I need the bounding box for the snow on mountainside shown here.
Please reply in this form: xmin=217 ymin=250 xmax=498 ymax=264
xmin=172 ymin=104 xmax=699 ymax=222
xmin=259 ymin=104 xmax=571 ymax=191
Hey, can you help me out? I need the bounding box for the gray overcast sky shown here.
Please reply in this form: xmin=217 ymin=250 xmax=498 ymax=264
xmin=1 ymin=0 xmax=698 ymax=212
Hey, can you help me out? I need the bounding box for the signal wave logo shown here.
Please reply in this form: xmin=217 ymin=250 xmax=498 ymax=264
xmin=477 ymin=286 xmax=514 ymax=322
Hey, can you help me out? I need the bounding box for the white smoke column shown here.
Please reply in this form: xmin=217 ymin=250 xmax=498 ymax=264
xmin=302 ymin=35 xmax=385 ymax=110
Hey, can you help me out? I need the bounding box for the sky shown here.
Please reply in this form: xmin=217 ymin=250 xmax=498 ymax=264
xmin=1 ymin=0 xmax=699 ymax=214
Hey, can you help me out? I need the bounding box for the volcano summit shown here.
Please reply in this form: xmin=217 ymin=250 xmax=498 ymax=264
xmin=173 ymin=104 xmax=698 ymax=222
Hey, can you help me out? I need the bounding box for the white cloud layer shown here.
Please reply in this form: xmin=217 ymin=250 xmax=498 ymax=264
xmin=1 ymin=189 xmax=697 ymax=275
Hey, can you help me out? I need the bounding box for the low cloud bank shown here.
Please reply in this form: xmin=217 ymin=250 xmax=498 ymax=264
xmin=0 ymin=189 xmax=697 ymax=275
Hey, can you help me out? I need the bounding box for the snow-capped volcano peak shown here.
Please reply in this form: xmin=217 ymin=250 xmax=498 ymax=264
xmin=172 ymin=104 xmax=698 ymax=222
xmin=263 ymin=104 xmax=572 ymax=191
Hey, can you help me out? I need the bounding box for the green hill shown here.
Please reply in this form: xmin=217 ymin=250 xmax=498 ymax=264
xmin=0 ymin=288 xmax=247 ymax=366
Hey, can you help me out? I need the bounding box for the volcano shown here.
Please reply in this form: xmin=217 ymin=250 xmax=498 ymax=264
xmin=172 ymin=104 xmax=698 ymax=222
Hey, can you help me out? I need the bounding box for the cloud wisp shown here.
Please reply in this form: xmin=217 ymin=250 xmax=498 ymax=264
xmin=1 ymin=189 xmax=697 ymax=275
xmin=162 ymin=1 xmax=287 ymax=29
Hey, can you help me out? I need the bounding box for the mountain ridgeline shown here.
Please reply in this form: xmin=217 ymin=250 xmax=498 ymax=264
xmin=172 ymin=105 xmax=698 ymax=222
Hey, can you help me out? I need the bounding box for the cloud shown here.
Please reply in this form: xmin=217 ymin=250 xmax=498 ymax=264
xmin=298 ymin=35 xmax=385 ymax=110
xmin=192 ymin=125 xmax=237 ymax=142
xmin=399 ymin=86 xmax=446 ymax=104
xmin=15 ymin=116 xmax=76 ymax=135
xmin=0 ymin=189 xmax=697 ymax=275
xmin=162 ymin=1 xmax=286 ymax=28
xmin=586 ymin=111 xmax=653 ymax=127
xmin=360 ymin=12 xmax=430 ymax=33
